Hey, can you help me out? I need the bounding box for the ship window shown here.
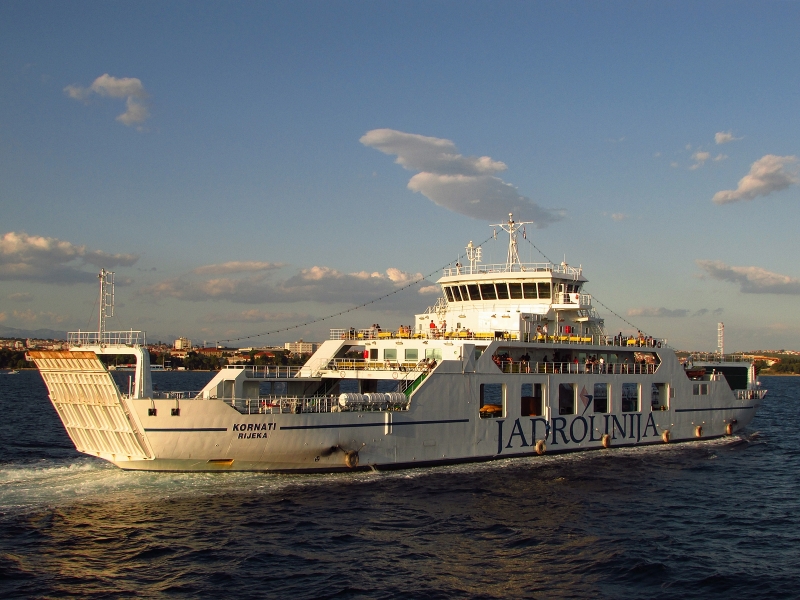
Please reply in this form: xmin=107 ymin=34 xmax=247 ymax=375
xmin=459 ymin=285 xmax=470 ymax=300
xmin=622 ymin=383 xmax=639 ymax=412
xmin=405 ymin=348 xmax=418 ymax=361
xmin=425 ymin=348 xmax=442 ymax=361
xmin=522 ymin=282 xmax=537 ymax=299
xmin=467 ymin=284 xmax=481 ymax=300
xmin=538 ymin=282 xmax=551 ymax=299
xmin=495 ymin=283 xmax=509 ymax=299
xmin=593 ymin=383 xmax=609 ymax=413
xmin=479 ymin=283 xmax=497 ymax=300
xmin=521 ymin=382 xmax=544 ymax=416
xmin=508 ymin=282 xmax=523 ymax=299
xmin=559 ymin=383 xmax=575 ymax=415
xmin=444 ymin=287 xmax=455 ymax=302
xmin=479 ymin=383 xmax=505 ymax=419
xmin=452 ymin=286 xmax=463 ymax=302
xmin=652 ymin=383 xmax=669 ymax=410
xmin=383 ymin=349 xmax=397 ymax=361
xmin=369 ymin=348 xmax=378 ymax=360
xmin=692 ymin=383 xmax=709 ymax=396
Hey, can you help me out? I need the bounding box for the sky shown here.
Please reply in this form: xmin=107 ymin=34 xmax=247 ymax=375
xmin=1 ymin=0 xmax=799 ymax=352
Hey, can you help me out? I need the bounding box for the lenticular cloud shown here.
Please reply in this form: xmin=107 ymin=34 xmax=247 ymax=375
xmin=360 ymin=129 xmax=563 ymax=226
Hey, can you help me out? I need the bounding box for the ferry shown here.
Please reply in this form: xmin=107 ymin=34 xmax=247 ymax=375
xmin=27 ymin=216 xmax=766 ymax=472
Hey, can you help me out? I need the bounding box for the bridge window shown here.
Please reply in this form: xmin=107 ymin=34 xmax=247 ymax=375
xmin=522 ymin=282 xmax=538 ymax=299
xmin=559 ymin=383 xmax=575 ymax=415
xmin=479 ymin=383 xmax=505 ymax=419
xmin=459 ymin=285 xmax=470 ymax=300
xmin=467 ymin=284 xmax=480 ymax=300
xmin=404 ymin=348 xmax=418 ymax=361
xmin=444 ymin=287 xmax=455 ymax=302
xmin=593 ymin=383 xmax=609 ymax=413
xmin=452 ymin=286 xmax=463 ymax=301
xmin=479 ymin=283 xmax=497 ymax=300
xmin=538 ymin=282 xmax=551 ymax=299
xmin=495 ymin=283 xmax=509 ymax=299
xmin=622 ymin=383 xmax=639 ymax=412
xmin=509 ymin=282 xmax=523 ymax=299
xmin=521 ymin=382 xmax=544 ymax=416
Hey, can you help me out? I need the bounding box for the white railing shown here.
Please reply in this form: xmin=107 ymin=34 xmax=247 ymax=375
xmin=735 ymin=389 xmax=767 ymax=400
xmin=227 ymin=395 xmax=410 ymax=414
xmin=326 ymin=358 xmax=431 ymax=372
xmin=223 ymin=365 xmax=302 ymax=378
xmin=552 ymin=292 xmax=592 ymax=307
xmin=493 ymin=361 xmax=659 ymax=375
xmin=69 ymin=329 xmax=146 ymax=346
xmin=442 ymin=262 xmax=582 ymax=278
xmin=691 ymin=353 xmax=753 ymax=363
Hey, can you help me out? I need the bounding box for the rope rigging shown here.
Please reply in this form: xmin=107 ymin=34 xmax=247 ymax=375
xmin=217 ymin=233 xmax=496 ymax=343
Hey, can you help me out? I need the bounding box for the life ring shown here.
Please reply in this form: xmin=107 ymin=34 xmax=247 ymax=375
xmin=695 ymin=425 xmax=703 ymax=438
xmin=535 ymin=440 xmax=546 ymax=455
xmin=601 ymin=433 xmax=611 ymax=448
xmin=726 ymin=422 xmax=734 ymax=436
xmin=344 ymin=450 xmax=359 ymax=469
xmin=661 ymin=430 xmax=670 ymax=444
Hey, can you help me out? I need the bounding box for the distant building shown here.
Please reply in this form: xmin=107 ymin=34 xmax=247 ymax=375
xmin=285 ymin=340 xmax=320 ymax=354
xmin=174 ymin=337 xmax=191 ymax=350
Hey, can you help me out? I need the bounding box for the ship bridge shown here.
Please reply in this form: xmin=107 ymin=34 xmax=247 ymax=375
xmin=416 ymin=214 xmax=604 ymax=341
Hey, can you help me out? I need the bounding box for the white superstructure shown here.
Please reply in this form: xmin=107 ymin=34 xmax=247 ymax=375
xmin=28 ymin=216 xmax=766 ymax=472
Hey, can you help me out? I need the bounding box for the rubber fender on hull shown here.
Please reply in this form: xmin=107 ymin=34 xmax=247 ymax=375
xmin=695 ymin=425 xmax=703 ymax=438
xmin=535 ymin=439 xmax=546 ymax=455
xmin=601 ymin=433 xmax=611 ymax=448
xmin=344 ymin=450 xmax=359 ymax=469
xmin=662 ymin=430 xmax=670 ymax=444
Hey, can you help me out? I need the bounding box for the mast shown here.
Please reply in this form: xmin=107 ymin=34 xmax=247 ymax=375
xmin=491 ymin=213 xmax=533 ymax=271
xmin=98 ymin=269 xmax=115 ymax=342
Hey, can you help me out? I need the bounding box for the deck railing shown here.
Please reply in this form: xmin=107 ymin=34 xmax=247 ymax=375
xmin=222 ymin=365 xmax=302 ymax=378
xmin=493 ymin=361 xmax=659 ymax=375
xmin=329 ymin=329 xmax=666 ymax=348
xmin=69 ymin=330 xmax=146 ymax=346
xmin=441 ymin=262 xmax=582 ymax=277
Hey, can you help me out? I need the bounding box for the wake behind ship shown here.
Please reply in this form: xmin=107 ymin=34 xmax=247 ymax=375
xmin=28 ymin=216 xmax=766 ymax=472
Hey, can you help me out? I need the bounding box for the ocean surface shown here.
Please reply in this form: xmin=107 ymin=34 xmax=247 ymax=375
xmin=0 ymin=370 xmax=798 ymax=599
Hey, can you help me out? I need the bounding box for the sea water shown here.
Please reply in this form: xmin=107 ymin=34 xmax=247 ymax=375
xmin=1 ymin=371 xmax=798 ymax=599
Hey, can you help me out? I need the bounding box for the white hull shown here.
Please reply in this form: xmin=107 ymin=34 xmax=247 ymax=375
xmin=29 ymin=339 xmax=764 ymax=472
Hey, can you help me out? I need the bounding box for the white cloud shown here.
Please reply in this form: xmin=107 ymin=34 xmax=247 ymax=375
xmin=627 ymin=307 xmax=690 ymax=318
xmin=8 ymin=292 xmax=33 ymax=302
xmin=610 ymin=213 xmax=627 ymax=221
xmin=712 ymin=155 xmax=799 ymax=204
xmin=202 ymin=310 xmax=303 ymax=324
xmin=689 ymin=151 xmax=710 ymax=170
xmin=64 ymin=74 xmax=151 ymax=126
xmin=141 ymin=265 xmax=433 ymax=305
xmin=360 ymin=129 xmax=564 ymax=225
xmin=696 ymin=259 xmax=800 ymax=294
xmin=713 ymin=154 xmax=728 ymax=162
xmin=0 ymin=232 xmax=139 ymax=284
xmin=715 ymin=131 xmax=742 ymax=145
xmin=193 ymin=261 xmax=284 ymax=275
xmin=10 ymin=309 xmax=67 ymax=325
